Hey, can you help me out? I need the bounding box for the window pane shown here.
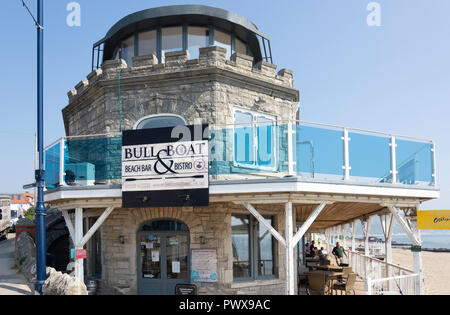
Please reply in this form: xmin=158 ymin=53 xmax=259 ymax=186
xmin=232 ymin=215 xmax=251 ymax=278
xmin=236 ymin=38 xmax=247 ymax=55
xmin=188 ymin=26 xmax=209 ymax=59
xmin=234 ymin=111 xmax=254 ymax=165
xmin=214 ymin=29 xmax=232 ymax=59
xmin=162 ymin=27 xmax=183 ymax=60
xmin=139 ymin=30 xmax=157 ymax=57
xmin=166 ymin=235 xmax=189 ymax=280
xmin=140 ymin=235 xmax=161 ymax=279
xmin=122 ymin=36 xmax=135 ymax=66
xmin=136 ymin=115 xmax=186 ymax=130
xmin=257 ymin=217 xmax=275 ymax=276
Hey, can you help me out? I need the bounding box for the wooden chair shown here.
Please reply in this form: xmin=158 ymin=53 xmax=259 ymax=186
xmin=332 ymin=273 xmax=357 ymax=295
xmin=297 ymin=268 xmax=310 ymax=294
xmin=337 ymin=266 xmax=353 ymax=282
xmin=307 ymin=274 xmax=327 ymax=295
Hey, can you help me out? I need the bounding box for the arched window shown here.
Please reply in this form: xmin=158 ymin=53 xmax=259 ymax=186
xmin=134 ymin=114 xmax=187 ymax=130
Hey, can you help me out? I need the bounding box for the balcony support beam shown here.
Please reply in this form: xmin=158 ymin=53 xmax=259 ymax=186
xmin=241 ymin=202 xmax=286 ymax=247
xmin=292 ymin=202 xmax=327 ymax=249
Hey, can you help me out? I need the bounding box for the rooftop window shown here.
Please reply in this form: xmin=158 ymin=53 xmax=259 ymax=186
xmin=110 ymin=25 xmax=253 ymax=66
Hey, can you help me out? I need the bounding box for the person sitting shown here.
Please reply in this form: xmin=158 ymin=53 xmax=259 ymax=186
xmin=332 ymin=242 xmax=348 ymax=266
xmin=305 ymin=243 xmax=311 ymax=257
xmin=318 ymin=248 xmax=328 ymax=266
xmin=310 ymin=241 xmax=316 ymax=256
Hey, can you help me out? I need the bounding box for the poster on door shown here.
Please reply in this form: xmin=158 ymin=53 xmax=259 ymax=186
xmin=191 ymin=249 xmax=218 ymax=283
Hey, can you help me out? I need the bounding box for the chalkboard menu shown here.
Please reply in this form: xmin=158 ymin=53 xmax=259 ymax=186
xmin=176 ymin=284 xmax=198 ymax=295
xmin=191 ymin=249 xmax=218 ymax=283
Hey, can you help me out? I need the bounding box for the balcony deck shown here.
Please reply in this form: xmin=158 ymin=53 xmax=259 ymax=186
xmin=43 ymin=121 xmax=439 ymax=232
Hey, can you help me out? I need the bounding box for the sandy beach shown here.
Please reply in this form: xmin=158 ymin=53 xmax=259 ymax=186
xmin=392 ymin=248 xmax=450 ymax=295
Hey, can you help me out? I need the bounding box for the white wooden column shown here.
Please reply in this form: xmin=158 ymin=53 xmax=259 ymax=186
xmin=64 ymin=206 xmax=115 ymax=282
xmin=411 ymin=219 xmax=424 ymax=296
xmin=387 ymin=206 xmax=423 ymax=295
xmin=74 ymin=208 xmax=84 ymax=281
xmin=351 ymin=221 xmax=356 ymax=252
xmin=343 ymin=224 xmax=347 ymax=249
xmin=379 ymin=214 xmax=394 ymax=264
xmin=285 ymin=202 xmax=295 ymax=295
xmin=361 ymin=217 xmax=372 ymax=257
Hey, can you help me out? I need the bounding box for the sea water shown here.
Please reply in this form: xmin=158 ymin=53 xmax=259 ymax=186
xmin=392 ymin=233 xmax=450 ymax=250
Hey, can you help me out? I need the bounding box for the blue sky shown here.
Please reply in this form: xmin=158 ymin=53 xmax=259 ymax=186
xmin=0 ymin=0 xmax=449 ymax=215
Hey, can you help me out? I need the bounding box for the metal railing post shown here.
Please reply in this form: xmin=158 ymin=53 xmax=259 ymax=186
xmin=59 ymin=138 xmax=66 ymax=187
xmin=390 ymin=136 xmax=398 ymax=184
xmin=285 ymin=120 xmax=296 ymax=176
xmin=342 ymin=128 xmax=351 ymax=180
xmin=431 ymin=142 xmax=437 ymax=186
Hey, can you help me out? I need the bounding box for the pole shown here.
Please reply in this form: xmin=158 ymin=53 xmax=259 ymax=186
xmin=35 ymin=0 xmax=47 ymax=295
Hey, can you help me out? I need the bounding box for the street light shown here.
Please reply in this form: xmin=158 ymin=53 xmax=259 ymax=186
xmin=21 ymin=0 xmax=46 ymax=295
xmin=34 ymin=0 xmax=47 ymax=295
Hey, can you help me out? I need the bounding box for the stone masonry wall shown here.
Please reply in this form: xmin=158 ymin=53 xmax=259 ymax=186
xmin=94 ymin=202 xmax=288 ymax=295
xmin=63 ymin=46 xmax=299 ymax=137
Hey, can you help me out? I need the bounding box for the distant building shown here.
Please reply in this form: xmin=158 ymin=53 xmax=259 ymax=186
xmin=10 ymin=192 xmax=34 ymax=218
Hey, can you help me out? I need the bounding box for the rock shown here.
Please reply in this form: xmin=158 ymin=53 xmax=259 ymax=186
xmin=43 ymin=267 xmax=88 ymax=295
xmin=15 ymin=232 xmax=37 ymax=282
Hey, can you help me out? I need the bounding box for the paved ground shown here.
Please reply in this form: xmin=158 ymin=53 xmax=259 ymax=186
xmin=0 ymin=233 xmax=33 ymax=295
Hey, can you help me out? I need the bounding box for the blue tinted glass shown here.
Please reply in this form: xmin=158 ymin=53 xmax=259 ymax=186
xmin=349 ymin=132 xmax=391 ymax=182
xmin=296 ymin=125 xmax=344 ymax=179
xmin=65 ymin=137 xmax=122 ymax=184
xmin=44 ymin=142 xmax=60 ymax=189
xmin=396 ymin=139 xmax=433 ymax=185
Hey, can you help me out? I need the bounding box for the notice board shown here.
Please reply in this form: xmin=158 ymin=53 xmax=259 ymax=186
xmin=191 ymin=249 xmax=218 ymax=283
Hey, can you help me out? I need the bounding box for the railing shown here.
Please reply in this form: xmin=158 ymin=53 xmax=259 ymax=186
xmin=348 ymin=251 xmax=419 ymax=295
xmin=366 ymin=274 xmax=420 ymax=295
xmin=43 ymin=121 xmax=436 ymax=190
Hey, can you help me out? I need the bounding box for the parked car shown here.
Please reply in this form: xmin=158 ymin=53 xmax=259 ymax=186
xmin=10 ymin=210 xmax=18 ymax=233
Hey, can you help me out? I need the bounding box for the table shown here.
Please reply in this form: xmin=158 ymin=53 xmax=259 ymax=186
xmin=315 ymin=266 xmax=344 ymax=272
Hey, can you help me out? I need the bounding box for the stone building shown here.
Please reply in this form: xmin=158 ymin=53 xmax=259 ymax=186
xmin=44 ymin=5 xmax=439 ymax=295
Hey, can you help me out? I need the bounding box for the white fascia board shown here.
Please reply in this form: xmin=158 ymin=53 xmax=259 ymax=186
xmin=44 ymin=188 xmax=122 ymax=202
xmin=211 ymin=181 xmax=440 ymax=199
xmin=44 ymin=180 xmax=440 ymax=203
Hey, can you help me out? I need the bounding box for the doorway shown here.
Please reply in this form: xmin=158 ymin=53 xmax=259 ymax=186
xmin=137 ymin=220 xmax=190 ymax=295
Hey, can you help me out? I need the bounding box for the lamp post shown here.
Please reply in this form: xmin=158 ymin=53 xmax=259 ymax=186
xmin=34 ymin=0 xmax=46 ymax=295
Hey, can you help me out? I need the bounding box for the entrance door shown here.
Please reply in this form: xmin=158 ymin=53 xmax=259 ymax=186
xmin=137 ymin=221 xmax=190 ymax=295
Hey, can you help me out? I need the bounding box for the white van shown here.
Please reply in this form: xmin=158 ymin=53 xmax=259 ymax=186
xmin=0 ymin=195 xmax=11 ymax=241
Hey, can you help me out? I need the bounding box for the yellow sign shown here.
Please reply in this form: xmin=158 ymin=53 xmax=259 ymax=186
xmin=418 ymin=211 xmax=450 ymax=230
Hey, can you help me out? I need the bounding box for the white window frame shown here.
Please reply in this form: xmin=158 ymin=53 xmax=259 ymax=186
xmin=233 ymin=108 xmax=278 ymax=172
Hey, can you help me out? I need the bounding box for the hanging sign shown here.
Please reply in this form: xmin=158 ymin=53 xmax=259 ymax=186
xmin=75 ymin=249 xmax=87 ymax=260
xmin=418 ymin=211 xmax=450 ymax=230
xmin=122 ymin=125 xmax=209 ymax=208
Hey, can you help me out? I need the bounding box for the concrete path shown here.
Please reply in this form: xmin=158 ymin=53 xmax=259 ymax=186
xmin=0 ymin=234 xmax=33 ymax=295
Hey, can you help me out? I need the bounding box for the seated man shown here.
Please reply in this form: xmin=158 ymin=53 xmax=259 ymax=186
xmin=332 ymin=242 xmax=348 ymax=266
